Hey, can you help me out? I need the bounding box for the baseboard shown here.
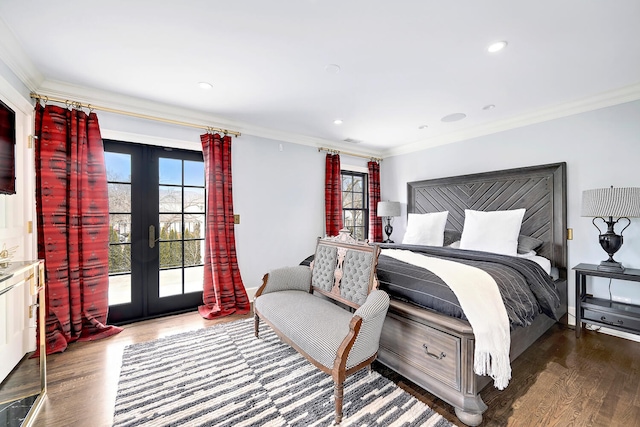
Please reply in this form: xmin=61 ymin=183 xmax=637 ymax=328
xmin=246 ymin=286 xmax=259 ymax=302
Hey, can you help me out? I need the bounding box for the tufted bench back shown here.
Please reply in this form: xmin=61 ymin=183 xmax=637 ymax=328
xmin=310 ymin=229 xmax=380 ymax=309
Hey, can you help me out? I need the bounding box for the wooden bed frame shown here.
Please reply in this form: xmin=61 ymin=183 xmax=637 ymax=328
xmin=376 ymin=162 xmax=568 ymax=426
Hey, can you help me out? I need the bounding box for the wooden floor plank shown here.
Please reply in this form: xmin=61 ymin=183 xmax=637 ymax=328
xmin=1 ymin=311 xmax=639 ymax=427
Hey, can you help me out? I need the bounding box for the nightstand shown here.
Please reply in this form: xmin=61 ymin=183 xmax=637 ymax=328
xmin=573 ymin=263 xmax=640 ymax=338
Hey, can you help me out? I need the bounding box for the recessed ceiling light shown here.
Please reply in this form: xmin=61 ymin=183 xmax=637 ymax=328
xmin=482 ymin=104 xmax=496 ymax=110
xmin=418 ymin=124 xmax=429 ymax=129
xmin=325 ymin=64 xmax=341 ymax=74
xmin=333 ymin=119 xmax=343 ymax=125
xmin=441 ymin=113 xmax=467 ymax=123
xmin=487 ymin=41 xmax=508 ymax=53
xmin=198 ymin=82 xmax=213 ymax=90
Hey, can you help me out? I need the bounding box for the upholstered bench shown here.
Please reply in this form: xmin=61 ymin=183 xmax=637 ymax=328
xmin=253 ymin=230 xmax=389 ymax=424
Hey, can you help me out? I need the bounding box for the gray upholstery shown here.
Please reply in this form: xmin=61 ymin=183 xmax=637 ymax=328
xmin=340 ymin=250 xmax=373 ymax=305
xmin=347 ymin=290 xmax=390 ymax=368
xmin=255 ymin=290 xmax=353 ymax=369
xmin=311 ymin=244 xmax=337 ymax=292
xmin=261 ymin=266 xmax=312 ymax=295
xmin=254 ymin=289 xmax=390 ymax=370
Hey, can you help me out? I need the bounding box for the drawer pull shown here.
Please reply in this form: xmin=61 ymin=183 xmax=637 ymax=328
xmin=600 ymin=316 xmax=623 ymax=326
xmin=422 ymin=344 xmax=446 ymax=360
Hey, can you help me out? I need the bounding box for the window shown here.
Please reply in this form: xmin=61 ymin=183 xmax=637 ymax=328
xmin=341 ymin=170 xmax=368 ymax=240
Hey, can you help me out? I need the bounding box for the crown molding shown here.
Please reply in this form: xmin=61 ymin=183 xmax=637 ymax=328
xmin=35 ymin=79 xmax=385 ymax=158
xmin=35 ymin=77 xmax=640 ymax=161
xmin=384 ymin=82 xmax=640 ymax=158
xmin=0 ymin=18 xmax=44 ymax=91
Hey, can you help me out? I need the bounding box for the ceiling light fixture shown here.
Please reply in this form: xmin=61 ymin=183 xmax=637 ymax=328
xmin=418 ymin=125 xmax=429 ymax=129
xmin=333 ymin=119 xmax=343 ymax=125
xmin=325 ymin=64 xmax=341 ymax=74
xmin=487 ymin=41 xmax=508 ymax=53
xmin=198 ymin=82 xmax=213 ymax=90
xmin=441 ymin=113 xmax=467 ymax=123
xmin=482 ymin=104 xmax=496 ymax=110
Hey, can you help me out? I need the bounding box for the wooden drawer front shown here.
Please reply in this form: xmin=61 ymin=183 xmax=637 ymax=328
xmin=380 ymin=313 xmax=461 ymax=390
xmin=583 ymin=308 xmax=640 ymax=332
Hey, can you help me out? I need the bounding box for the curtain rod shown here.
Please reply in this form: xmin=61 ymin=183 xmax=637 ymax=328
xmin=318 ymin=147 xmax=382 ymax=162
xmin=30 ymin=92 xmax=241 ymax=137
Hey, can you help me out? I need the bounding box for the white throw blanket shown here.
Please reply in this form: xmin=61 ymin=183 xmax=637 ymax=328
xmin=382 ymin=249 xmax=511 ymax=390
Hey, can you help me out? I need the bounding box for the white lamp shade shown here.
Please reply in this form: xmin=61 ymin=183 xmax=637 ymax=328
xmin=581 ymin=187 xmax=640 ymax=218
xmin=377 ymin=201 xmax=401 ymax=217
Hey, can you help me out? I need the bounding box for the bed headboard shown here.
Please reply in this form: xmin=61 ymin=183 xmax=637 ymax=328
xmin=407 ymin=162 xmax=567 ymax=278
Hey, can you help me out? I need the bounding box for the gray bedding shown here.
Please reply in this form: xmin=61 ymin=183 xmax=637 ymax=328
xmin=374 ymin=244 xmax=561 ymax=328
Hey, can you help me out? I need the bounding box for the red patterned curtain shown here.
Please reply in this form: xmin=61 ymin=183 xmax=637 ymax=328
xmin=34 ymin=103 xmax=122 ymax=355
xmin=368 ymin=161 xmax=382 ymax=242
xmin=325 ymin=153 xmax=343 ymax=236
xmin=198 ymin=133 xmax=250 ymax=319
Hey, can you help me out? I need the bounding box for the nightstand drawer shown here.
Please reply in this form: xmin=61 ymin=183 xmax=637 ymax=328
xmin=583 ymin=308 xmax=640 ymax=331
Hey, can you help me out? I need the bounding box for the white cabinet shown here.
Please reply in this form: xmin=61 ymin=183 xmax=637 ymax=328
xmin=0 ymin=260 xmax=46 ymax=427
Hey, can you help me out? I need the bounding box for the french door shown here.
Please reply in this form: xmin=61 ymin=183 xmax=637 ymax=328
xmin=104 ymin=140 xmax=205 ymax=324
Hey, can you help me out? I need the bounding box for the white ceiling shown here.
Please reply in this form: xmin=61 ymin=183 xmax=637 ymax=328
xmin=1 ymin=0 xmax=640 ymax=156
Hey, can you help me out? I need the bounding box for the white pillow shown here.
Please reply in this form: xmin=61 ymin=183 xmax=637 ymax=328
xmin=459 ymin=209 xmax=526 ymax=255
xmin=402 ymin=212 xmax=449 ymax=246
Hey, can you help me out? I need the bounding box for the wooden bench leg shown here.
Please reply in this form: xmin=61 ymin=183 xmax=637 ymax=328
xmin=334 ymin=381 xmax=344 ymax=424
xmin=254 ymin=313 xmax=260 ymax=338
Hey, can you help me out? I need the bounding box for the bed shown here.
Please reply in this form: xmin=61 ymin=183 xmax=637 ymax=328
xmin=375 ymin=162 xmax=568 ymax=426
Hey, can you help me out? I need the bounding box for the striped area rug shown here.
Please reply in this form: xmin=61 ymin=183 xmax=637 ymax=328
xmin=113 ymin=319 xmax=453 ymax=427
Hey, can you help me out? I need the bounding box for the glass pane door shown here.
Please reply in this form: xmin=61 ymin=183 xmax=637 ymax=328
xmin=104 ymin=141 xmax=204 ymax=324
xmin=158 ymin=158 xmax=205 ymax=298
xmin=106 ymin=151 xmax=132 ymax=306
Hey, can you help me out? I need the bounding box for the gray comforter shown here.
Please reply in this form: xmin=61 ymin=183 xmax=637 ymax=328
xmin=374 ymin=244 xmax=561 ymax=328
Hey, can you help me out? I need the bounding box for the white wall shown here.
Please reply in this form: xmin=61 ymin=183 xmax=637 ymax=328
xmin=381 ymin=100 xmax=640 ymax=341
xmin=233 ymin=136 xmax=325 ymax=293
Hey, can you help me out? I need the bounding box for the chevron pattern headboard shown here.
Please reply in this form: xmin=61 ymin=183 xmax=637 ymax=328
xmin=407 ymin=163 xmax=567 ymax=277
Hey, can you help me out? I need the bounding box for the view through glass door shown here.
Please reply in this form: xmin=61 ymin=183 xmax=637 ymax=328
xmin=104 ymin=140 xmax=205 ymax=324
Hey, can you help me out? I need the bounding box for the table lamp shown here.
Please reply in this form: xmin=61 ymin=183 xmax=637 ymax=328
xmin=377 ymin=201 xmax=401 ymax=243
xmin=581 ymin=186 xmax=640 ymax=272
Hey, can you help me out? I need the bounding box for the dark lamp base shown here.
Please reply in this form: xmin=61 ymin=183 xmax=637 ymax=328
xmin=597 ymin=260 xmax=625 ymax=273
xmin=383 ymin=239 xmax=394 ymax=243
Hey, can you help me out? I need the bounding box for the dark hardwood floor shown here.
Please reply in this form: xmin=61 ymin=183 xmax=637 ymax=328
xmin=2 ymin=311 xmax=639 ymax=427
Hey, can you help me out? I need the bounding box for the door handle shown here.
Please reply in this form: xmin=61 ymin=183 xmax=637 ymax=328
xmin=149 ymin=225 xmax=155 ymax=248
